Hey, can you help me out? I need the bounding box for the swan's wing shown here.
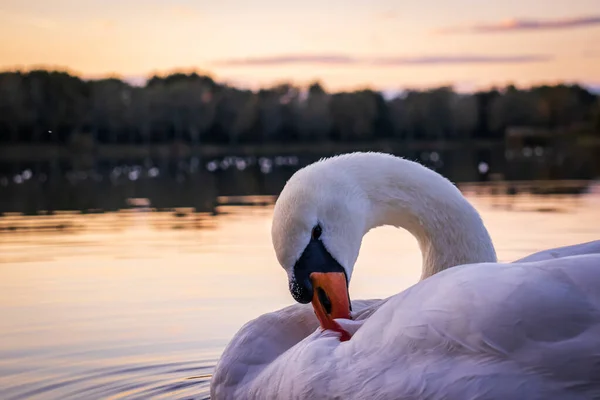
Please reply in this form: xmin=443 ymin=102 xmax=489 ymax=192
xmin=210 ymin=303 xmax=317 ymax=400
xmin=514 ymin=239 xmax=600 ymax=263
xmin=246 ymin=255 xmax=600 ymax=400
xmin=210 ymin=300 xmax=382 ymax=400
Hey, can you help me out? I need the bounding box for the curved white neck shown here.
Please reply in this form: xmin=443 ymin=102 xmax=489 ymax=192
xmin=352 ymin=155 xmax=497 ymax=279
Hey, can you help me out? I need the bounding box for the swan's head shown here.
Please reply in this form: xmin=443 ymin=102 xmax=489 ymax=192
xmin=271 ymin=157 xmax=370 ymax=339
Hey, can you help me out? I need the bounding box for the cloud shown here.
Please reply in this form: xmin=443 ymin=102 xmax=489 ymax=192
xmin=211 ymin=53 xmax=553 ymax=67
xmin=213 ymin=55 xmax=354 ymax=67
xmin=435 ymin=15 xmax=600 ymax=34
xmin=370 ymin=55 xmax=552 ymax=65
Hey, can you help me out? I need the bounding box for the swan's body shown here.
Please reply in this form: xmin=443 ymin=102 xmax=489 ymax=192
xmin=210 ymin=152 xmax=600 ymax=400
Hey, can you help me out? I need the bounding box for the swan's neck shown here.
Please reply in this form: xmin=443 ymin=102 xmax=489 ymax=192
xmin=355 ymin=156 xmax=497 ymax=279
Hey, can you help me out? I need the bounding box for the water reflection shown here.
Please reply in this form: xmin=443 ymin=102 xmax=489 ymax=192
xmin=0 ymin=150 xmax=502 ymax=214
xmin=1 ymin=191 xmax=600 ymax=399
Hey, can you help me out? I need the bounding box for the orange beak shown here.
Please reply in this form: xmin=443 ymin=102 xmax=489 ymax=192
xmin=310 ymin=272 xmax=352 ymax=341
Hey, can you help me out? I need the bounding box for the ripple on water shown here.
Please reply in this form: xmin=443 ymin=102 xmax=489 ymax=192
xmin=0 ymin=358 xmax=214 ymax=400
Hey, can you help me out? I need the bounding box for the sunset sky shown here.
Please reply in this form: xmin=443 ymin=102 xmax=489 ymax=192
xmin=1 ymin=0 xmax=599 ymax=92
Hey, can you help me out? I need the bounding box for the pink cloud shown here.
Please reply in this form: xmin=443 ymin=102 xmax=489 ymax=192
xmin=212 ymin=53 xmax=553 ymax=67
xmin=435 ymin=15 xmax=600 ymax=34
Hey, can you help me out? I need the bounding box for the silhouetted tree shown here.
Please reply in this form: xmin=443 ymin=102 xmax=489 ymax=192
xmin=295 ymin=82 xmax=332 ymax=141
xmin=0 ymin=69 xmax=598 ymax=146
xmin=593 ymin=98 xmax=600 ymax=136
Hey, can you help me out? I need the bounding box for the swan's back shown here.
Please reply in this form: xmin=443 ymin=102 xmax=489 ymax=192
xmin=515 ymin=240 xmax=600 ymax=263
xmin=237 ymin=254 xmax=600 ymax=400
xmin=348 ymin=254 xmax=600 ymax=400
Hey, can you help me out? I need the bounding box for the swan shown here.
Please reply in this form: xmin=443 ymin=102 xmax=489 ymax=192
xmin=210 ymin=152 xmax=600 ymax=400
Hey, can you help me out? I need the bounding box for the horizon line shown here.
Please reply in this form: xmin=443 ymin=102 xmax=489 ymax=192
xmin=0 ymin=65 xmax=599 ymax=95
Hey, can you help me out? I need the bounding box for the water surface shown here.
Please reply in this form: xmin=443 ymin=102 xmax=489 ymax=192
xmin=1 ymin=191 xmax=599 ymax=399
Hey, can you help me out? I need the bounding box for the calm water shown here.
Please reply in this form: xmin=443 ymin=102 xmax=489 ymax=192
xmin=1 ymin=191 xmax=600 ymax=399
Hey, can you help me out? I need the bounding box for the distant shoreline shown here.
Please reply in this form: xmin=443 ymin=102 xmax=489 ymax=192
xmin=2 ymin=138 xmax=600 ymax=162
xmin=0 ymin=139 xmax=570 ymax=162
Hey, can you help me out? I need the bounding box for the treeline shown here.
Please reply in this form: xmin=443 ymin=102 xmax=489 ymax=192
xmin=0 ymin=69 xmax=599 ymax=145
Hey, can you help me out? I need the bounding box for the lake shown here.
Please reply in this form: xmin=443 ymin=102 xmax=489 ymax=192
xmin=1 ymin=189 xmax=599 ymax=399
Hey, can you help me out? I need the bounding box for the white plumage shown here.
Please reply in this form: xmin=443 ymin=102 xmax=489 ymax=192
xmin=211 ymin=152 xmax=600 ymax=400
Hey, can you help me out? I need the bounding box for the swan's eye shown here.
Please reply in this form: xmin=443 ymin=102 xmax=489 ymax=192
xmin=311 ymin=224 xmax=322 ymax=240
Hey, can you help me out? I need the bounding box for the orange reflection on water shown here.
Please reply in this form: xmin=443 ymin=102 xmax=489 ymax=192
xmin=0 ymin=192 xmax=599 ymax=399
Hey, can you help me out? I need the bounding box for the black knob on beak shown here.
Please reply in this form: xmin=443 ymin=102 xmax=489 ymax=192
xmin=289 ymin=234 xmax=347 ymax=305
xmin=289 ymin=275 xmax=313 ymax=304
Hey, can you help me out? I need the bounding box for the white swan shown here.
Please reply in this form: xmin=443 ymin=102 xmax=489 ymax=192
xmin=210 ymin=152 xmax=600 ymax=400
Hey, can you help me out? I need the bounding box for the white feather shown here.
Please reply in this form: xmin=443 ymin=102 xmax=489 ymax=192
xmin=211 ymin=152 xmax=600 ymax=400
